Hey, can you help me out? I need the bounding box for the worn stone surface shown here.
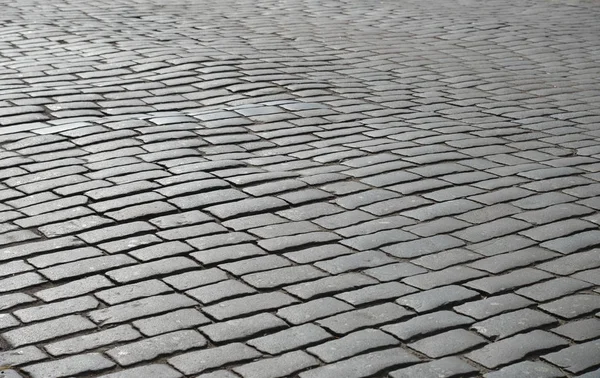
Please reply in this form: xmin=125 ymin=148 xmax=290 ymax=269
xmin=0 ymin=0 xmax=599 ymax=376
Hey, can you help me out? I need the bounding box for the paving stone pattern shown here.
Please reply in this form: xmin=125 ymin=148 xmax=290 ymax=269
xmin=0 ymin=0 xmax=599 ymax=376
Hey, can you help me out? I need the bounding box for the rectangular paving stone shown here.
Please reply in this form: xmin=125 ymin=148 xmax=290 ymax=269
xmin=132 ymin=308 xmax=210 ymax=336
xmin=223 ymin=213 xmax=287 ymax=230
xmin=411 ymin=248 xmax=482 ymax=270
xmin=341 ymin=229 xmax=417 ymax=250
xmin=0 ymin=259 xmax=33 ymax=278
xmin=404 ymin=217 xmax=470 ymax=237
xmin=206 ymin=196 xmax=288 ymax=219
xmin=77 ymin=221 xmax=156 ymax=243
xmin=520 ymin=219 xmax=596 ymax=241
xmin=537 ymin=249 xmax=600 ymax=275
xmin=15 ymin=206 xmax=93 ymax=228
xmin=89 ymin=293 xmax=197 ymax=325
xmin=538 ymin=294 xmax=600 ymax=319
xmin=106 ymin=330 xmax=206 ymax=366
xmin=220 ymin=255 xmax=292 ymax=276
xmin=2 ymin=315 xmax=95 ymax=347
xmin=315 ymin=250 xmax=395 ymax=275
xmin=186 ymin=279 xmax=256 ymax=304
xmin=34 ymin=275 xmax=113 ymax=302
xmin=276 ymin=297 xmax=354 ymax=325
xmin=467 ymin=235 xmax=537 ymax=256
xmin=382 ymin=310 xmax=474 ymax=341
xmin=162 ymin=268 xmax=228 ymax=291
xmin=98 ymin=234 xmax=161 ymax=255
xmin=106 ymin=201 xmax=177 ymax=221
xmin=27 ymin=247 xmax=103 ymax=269
xmin=361 ymin=196 xmax=433 ymax=216
xmin=200 ymin=313 xmax=287 ymax=343
xmin=515 ymin=277 xmax=593 ymax=302
xmin=95 ymin=365 xmax=183 ymax=378
xmin=0 ymin=236 xmax=83 ymax=262
xmin=402 ymin=199 xmax=482 ymax=221
xmin=233 ymin=350 xmax=320 ymax=378
xmin=472 ymin=308 xmax=558 ymax=340
xmin=483 ymin=361 xmax=564 ymax=378
xmin=453 ymin=293 xmax=534 ymax=320
xmin=259 ymin=232 xmax=341 ymax=252
xmin=285 ymin=273 xmax=377 ymax=300
xmin=185 ymin=231 xmax=255 ymax=250
xmin=307 ymin=329 xmax=399 ymax=363
xmin=540 ymin=230 xmax=600 ymax=254
xmin=403 ymin=266 xmax=487 ymax=290
xmin=191 ymin=243 xmax=267 ymax=265
xmin=542 ymin=339 xmax=600 ymax=374
xmin=128 ymin=241 xmax=194 ymax=261
xmin=0 ymin=272 xmax=46 ymax=293
xmin=168 ymin=343 xmax=262 ymax=375
xmin=242 ymin=265 xmax=327 ymax=289
xmin=95 ymin=279 xmax=172 ymax=304
xmin=335 ymin=282 xmax=417 ymax=306
xmin=551 ymin=318 xmax=600 ymax=341
xmin=466 ymin=330 xmax=569 ymax=369
xmin=363 ymin=262 xmax=428 ymax=281
xmin=336 ymin=215 xmax=415 ymax=237
xmin=168 ymin=188 xmax=248 ymax=209
xmin=21 ymin=353 xmax=115 ymax=378
xmin=248 ymin=323 xmax=332 ymax=355
xmin=0 ymin=312 xmax=19 ymax=331
xmin=468 ymin=247 xmax=559 ymax=274
xmin=409 ymin=329 xmax=486 ymax=358
xmin=465 ymin=268 xmax=554 ymax=295
xmin=149 ymin=210 xmax=213 ymax=229
xmin=335 ymin=189 xmax=399 ymax=209
xmin=513 ymin=203 xmax=594 ymax=225
xmin=317 ymin=303 xmax=413 ymax=335
xmin=13 ymin=295 xmax=99 ymax=323
xmin=453 ymin=218 xmax=531 ymax=243
xmin=106 ymin=257 xmax=198 ymax=283
xmin=90 ymin=192 xmax=164 ymax=213
xmin=44 ymin=324 xmax=141 ymax=356
xmin=397 ymin=285 xmax=480 ymax=313
xmin=249 ymin=220 xmax=321 ymax=238
xmin=298 ymin=348 xmax=420 ymax=378
xmin=0 ymin=346 xmax=47 ymax=367
xmin=154 ymin=222 xmax=226 ymax=240
xmin=390 ymin=356 xmax=479 ymax=378
xmin=203 ymin=292 xmax=298 ymax=320
xmin=283 ymin=244 xmax=354 ymax=264
xmin=40 ymin=255 xmax=136 ymax=281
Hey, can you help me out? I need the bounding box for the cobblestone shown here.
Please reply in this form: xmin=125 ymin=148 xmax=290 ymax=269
xmin=397 ymin=285 xmax=480 ymax=313
xmin=248 ymin=323 xmax=332 ymax=354
xmin=390 ymin=357 xmax=479 ymax=378
xmin=409 ymin=329 xmax=486 ymax=358
xmin=382 ymin=310 xmax=474 ymax=341
xmin=483 ymin=361 xmax=565 ymax=378
xmin=317 ymin=303 xmax=413 ymax=335
xmin=21 ymin=353 xmax=115 ymax=378
xmin=1 ymin=0 xmax=600 ymax=375
xmin=466 ymin=330 xmax=569 ymax=369
xmin=106 ymin=330 xmax=206 ymax=366
xmin=44 ymin=325 xmax=141 ymax=356
xmin=472 ymin=309 xmax=558 ymax=340
xmin=542 ymin=339 xmax=600 ymax=374
xmin=2 ymin=315 xmax=95 ymax=347
xmin=299 ymin=348 xmax=420 ymax=378
xmin=168 ymin=343 xmax=261 ymax=375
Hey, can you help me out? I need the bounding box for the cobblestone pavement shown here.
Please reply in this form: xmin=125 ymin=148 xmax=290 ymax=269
xmin=0 ymin=0 xmax=599 ymax=376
